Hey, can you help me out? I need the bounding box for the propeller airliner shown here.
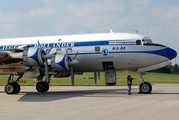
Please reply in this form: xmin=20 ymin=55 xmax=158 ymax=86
xmin=0 ymin=32 xmax=176 ymax=94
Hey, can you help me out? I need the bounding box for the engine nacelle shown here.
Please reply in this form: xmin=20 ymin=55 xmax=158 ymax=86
xmin=23 ymin=47 xmax=45 ymax=66
xmin=51 ymin=54 xmax=70 ymax=72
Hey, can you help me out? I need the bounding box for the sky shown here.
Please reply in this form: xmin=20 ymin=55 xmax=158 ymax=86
xmin=0 ymin=0 xmax=178 ymax=64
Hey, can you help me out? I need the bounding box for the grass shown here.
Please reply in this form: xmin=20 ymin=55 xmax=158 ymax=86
xmin=0 ymin=71 xmax=179 ymax=86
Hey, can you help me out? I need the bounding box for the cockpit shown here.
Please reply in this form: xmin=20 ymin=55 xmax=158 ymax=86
xmin=136 ymin=37 xmax=165 ymax=47
xmin=142 ymin=38 xmax=153 ymax=44
xmin=136 ymin=37 xmax=153 ymax=45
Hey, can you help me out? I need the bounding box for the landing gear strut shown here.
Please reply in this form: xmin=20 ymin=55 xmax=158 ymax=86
xmin=139 ymin=73 xmax=152 ymax=94
xmin=5 ymin=74 xmax=21 ymax=94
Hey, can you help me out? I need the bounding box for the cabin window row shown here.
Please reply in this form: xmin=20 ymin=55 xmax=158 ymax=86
xmin=45 ymin=47 xmax=100 ymax=53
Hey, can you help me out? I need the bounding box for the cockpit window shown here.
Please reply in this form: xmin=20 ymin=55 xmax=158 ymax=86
xmin=142 ymin=39 xmax=153 ymax=44
xmin=136 ymin=40 xmax=142 ymax=45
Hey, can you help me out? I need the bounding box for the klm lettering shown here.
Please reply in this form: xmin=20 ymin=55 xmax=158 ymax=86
xmin=112 ymin=47 xmax=125 ymax=50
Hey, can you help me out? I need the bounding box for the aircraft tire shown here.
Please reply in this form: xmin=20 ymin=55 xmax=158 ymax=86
xmin=139 ymin=82 xmax=152 ymax=94
xmin=36 ymin=82 xmax=49 ymax=92
xmin=5 ymin=83 xmax=20 ymax=94
xmin=14 ymin=83 xmax=21 ymax=94
xmin=43 ymin=82 xmax=49 ymax=92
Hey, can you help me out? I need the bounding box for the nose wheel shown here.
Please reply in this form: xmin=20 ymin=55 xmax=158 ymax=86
xmin=139 ymin=73 xmax=152 ymax=94
xmin=139 ymin=82 xmax=152 ymax=94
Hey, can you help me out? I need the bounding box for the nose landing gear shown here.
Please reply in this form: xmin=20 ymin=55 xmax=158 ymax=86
xmin=139 ymin=73 xmax=152 ymax=94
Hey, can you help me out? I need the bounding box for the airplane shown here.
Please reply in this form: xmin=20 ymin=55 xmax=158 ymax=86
xmin=0 ymin=32 xmax=177 ymax=94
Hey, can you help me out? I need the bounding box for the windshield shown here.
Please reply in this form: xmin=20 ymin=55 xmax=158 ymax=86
xmin=142 ymin=38 xmax=153 ymax=44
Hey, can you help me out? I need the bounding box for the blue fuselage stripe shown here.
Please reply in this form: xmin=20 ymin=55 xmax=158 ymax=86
xmin=68 ymin=47 xmax=175 ymax=60
xmin=0 ymin=40 xmax=136 ymax=50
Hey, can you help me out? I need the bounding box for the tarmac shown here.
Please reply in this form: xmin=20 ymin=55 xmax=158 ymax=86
xmin=0 ymin=84 xmax=179 ymax=120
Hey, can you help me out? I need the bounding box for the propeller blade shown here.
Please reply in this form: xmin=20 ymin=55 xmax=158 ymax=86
xmin=38 ymin=40 xmax=46 ymax=55
xmin=73 ymin=51 xmax=78 ymax=60
xmin=71 ymin=66 xmax=74 ymax=86
xmin=38 ymin=40 xmax=43 ymax=50
xmin=47 ymin=43 xmax=54 ymax=53
xmin=65 ymin=48 xmax=68 ymax=54
xmin=94 ymin=72 xmax=97 ymax=84
xmin=65 ymin=48 xmax=72 ymax=61
xmin=98 ymin=72 xmax=100 ymax=80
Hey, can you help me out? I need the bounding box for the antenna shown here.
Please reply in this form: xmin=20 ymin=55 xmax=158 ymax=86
xmin=110 ymin=29 xmax=113 ymax=33
xmin=131 ymin=29 xmax=138 ymax=34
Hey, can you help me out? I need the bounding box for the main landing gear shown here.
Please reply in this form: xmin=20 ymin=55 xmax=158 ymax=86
xmin=139 ymin=73 xmax=152 ymax=94
xmin=35 ymin=76 xmax=50 ymax=92
xmin=4 ymin=74 xmax=50 ymax=94
xmin=36 ymin=82 xmax=49 ymax=92
xmin=5 ymin=74 xmax=22 ymax=94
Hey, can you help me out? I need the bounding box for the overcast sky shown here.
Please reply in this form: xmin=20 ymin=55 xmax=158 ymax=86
xmin=0 ymin=0 xmax=178 ymax=64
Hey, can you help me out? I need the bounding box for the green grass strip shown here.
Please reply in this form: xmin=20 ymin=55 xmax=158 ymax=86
xmin=0 ymin=71 xmax=179 ymax=86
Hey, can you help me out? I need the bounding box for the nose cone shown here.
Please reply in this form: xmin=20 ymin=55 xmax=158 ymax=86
xmin=163 ymin=47 xmax=177 ymax=60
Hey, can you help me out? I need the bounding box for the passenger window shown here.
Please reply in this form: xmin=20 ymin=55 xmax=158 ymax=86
xmin=46 ymin=49 xmax=50 ymax=53
xmin=56 ymin=48 xmax=62 ymax=54
xmin=67 ymin=48 xmax=72 ymax=53
xmin=95 ymin=47 xmax=100 ymax=52
xmin=136 ymin=40 xmax=142 ymax=45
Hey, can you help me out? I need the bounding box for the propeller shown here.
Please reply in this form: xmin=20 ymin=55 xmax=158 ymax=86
xmin=73 ymin=51 xmax=78 ymax=59
xmin=65 ymin=48 xmax=79 ymax=86
xmin=38 ymin=40 xmax=54 ymax=81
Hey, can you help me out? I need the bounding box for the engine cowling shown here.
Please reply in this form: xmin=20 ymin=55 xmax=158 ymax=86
xmin=51 ymin=54 xmax=70 ymax=72
xmin=23 ymin=47 xmax=45 ymax=66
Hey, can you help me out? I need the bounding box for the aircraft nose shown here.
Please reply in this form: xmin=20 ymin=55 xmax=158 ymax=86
xmin=163 ymin=47 xmax=177 ymax=60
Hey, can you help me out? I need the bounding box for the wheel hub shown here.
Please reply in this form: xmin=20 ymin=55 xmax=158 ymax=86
xmin=6 ymin=85 xmax=13 ymax=93
xmin=142 ymin=84 xmax=149 ymax=92
xmin=37 ymin=84 xmax=44 ymax=90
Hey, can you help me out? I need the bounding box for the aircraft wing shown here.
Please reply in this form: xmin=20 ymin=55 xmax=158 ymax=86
xmin=0 ymin=49 xmax=24 ymax=65
xmin=0 ymin=48 xmax=31 ymax=75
